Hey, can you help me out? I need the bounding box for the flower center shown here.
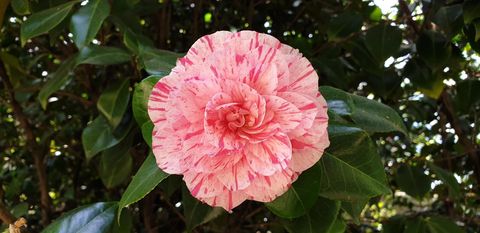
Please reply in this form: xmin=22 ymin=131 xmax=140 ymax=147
xmin=225 ymin=108 xmax=249 ymax=130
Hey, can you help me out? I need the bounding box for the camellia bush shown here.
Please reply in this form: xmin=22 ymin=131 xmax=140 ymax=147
xmin=0 ymin=0 xmax=479 ymax=232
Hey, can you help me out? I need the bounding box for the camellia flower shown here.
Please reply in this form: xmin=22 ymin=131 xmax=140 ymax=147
xmin=148 ymin=31 xmax=329 ymax=211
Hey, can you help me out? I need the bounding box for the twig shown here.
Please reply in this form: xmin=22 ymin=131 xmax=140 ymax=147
xmin=0 ymin=61 xmax=52 ymax=226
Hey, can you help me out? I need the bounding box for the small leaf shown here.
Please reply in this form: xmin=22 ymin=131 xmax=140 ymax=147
xmin=42 ymin=202 xmax=117 ymax=233
xmin=70 ymin=0 xmax=110 ymax=48
xmin=266 ymin=164 xmax=321 ymax=218
xmin=395 ymin=164 xmax=431 ymax=199
xmin=118 ymin=153 xmax=169 ymax=218
xmin=132 ymin=75 xmax=162 ymax=127
xmin=97 ymin=78 xmax=131 ymax=128
xmin=365 ymin=24 xmax=402 ymax=63
xmin=78 ymin=46 xmax=131 ymax=65
xmin=82 ymin=116 xmax=121 ymax=161
xmin=182 ymin=186 xmax=225 ymax=232
xmin=20 ymin=1 xmax=80 ymax=46
xmin=433 ymin=4 xmax=463 ymax=37
xmin=38 ymin=56 xmax=78 ymax=109
xmin=283 ymin=197 xmax=341 ymax=233
xmin=454 ymin=79 xmax=480 ymax=114
xmin=11 ymin=0 xmax=30 ymax=15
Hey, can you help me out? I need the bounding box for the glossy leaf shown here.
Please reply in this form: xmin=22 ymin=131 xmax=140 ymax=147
xmin=132 ymin=75 xmax=162 ymax=127
xmin=118 ymin=153 xmax=169 ymax=218
xmin=82 ymin=116 xmax=121 ymax=161
xmin=266 ymin=164 xmax=321 ymax=218
xmin=38 ymin=56 xmax=78 ymax=109
xmin=365 ymin=24 xmax=402 ymax=63
xmin=42 ymin=202 xmax=117 ymax=233
xmin=140 ymin=121 xmax=153 ymax=148
xmin=20 ymin=1 xmax=80 ymax=46
xmin=97 ymin=78 xmax=131 ymax=128
xmin=283 ymin=197 xmax=341 ymax=233
xmin=70 ymin=0 xmax=110 ymax=48
xmin=320 ymin=86 xmax=407 ymax=135
xmin=349 ymin=93 xmax=408 ymax=135
xmin=319 ymin=124 xmax=390 ymax=201
xmin=78 ymin=46 xmax=131 ymax=65
xmin=110 ymin=208 xmax=133 ymax=233
xmin=139 ymin=47 xmax=181 ymax=75
xmin=182 ymin=186 xmax=225 ymax=232
xmin=395 ymin=164 xmax=431 ymax=199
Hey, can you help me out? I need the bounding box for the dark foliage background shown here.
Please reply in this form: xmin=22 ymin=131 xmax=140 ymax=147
xmin=0 ymin=0 xmax=479 ymax=232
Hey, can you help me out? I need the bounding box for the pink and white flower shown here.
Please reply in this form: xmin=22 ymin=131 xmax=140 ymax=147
xmin=148 ymin=31 xmax=329 ymax=211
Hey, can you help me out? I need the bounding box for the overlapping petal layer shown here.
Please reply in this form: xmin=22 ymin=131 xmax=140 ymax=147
xmin=148 ymin=30 xmax=329 ymax=211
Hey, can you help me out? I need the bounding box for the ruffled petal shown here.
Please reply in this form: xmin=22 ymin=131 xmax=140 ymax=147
xmin=244 ymin=132 xmax=292 ymax=176
xmin=244 ymin=168 xmax=297 ymax=202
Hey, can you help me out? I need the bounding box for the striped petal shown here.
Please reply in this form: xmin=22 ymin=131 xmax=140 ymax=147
xmin=244 ymin=132 xmax=292 ymax=176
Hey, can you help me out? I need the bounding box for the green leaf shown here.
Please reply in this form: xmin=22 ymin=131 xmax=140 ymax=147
xmin=42 ymin=202 xmax=117 ymax=233
xmin=329 ymin=219 xmax=347 ymax=233
xmin=349 ymin=93 xmax=408 ymax=135
xmin=82 ymin=116 xmax=121 ymax=161
xmin=395 ymin=164 xmax=431 ymax=199
xmin=341 ymin=199 xmax=368 ymax=224
xmin=425 ymin=216 xmax=464 ymax=233
xmin=320 ymin=86 xmax=354 ymax=117
xmin=383 ymin=216 xmax=407 ymax=233
xmin=118 ymin=153 xmax=169 ymax=218
xmin=327 ymin=12 xmax=363 ymax=40
xmin=140 ymin=121 xmax=153 ymax=147
xmin=110 ymin=207 xmax=133 ymax=233
xmin=454 ymin=80 xmax=480 ymax=114
xmin=404 ymin=218 xmax=427 ymax=233
xmin=463 ymin=0 xmax=480 ymax=24
xmin=433 ymin=4 xmax=463 ymax=37
xmin=139 ymin=47 xmax=181 ymax=75
xmin=417 ymin=31 xmax=452 ymax=71
xmin=123 ymin=29 xmax=155 ymax=54
xmin=38 ymin=56 xmax=78 ymax=109
xmin=428 ymin=163 xmax=461 ymax=198
xmin=98 ymin=133 xmax=133 ymax=189
xmin=11 ymin=202 xmax=29 ymax=218
xmin=78 ymin=46 xmax=131 ymax=65
xmin=11 ymin=0 xmax=30 ymax=15
xmin=20 ymin=0 xmax=80 ymax=46
xmin=266 ymin=164 xmax=321 ymax=218
xmin=132 ymin=75 xmax=162 ymax=127
xmin=320 ymin=86 xmax=407 ymax=135
xmin=97 ymin=78 xmax=131 ymax=128
xmin=70 ymin=0 xmax=110 ymax=49
xmin=319 ymin=124 xmax=390 ymax=201
xmin=283 ymin=197 xmax=341 ymax=233
xmin=365 ymin=24 xmax=402 ymax=63
xmin=182 ymin=186 xmax=225 ymax=232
